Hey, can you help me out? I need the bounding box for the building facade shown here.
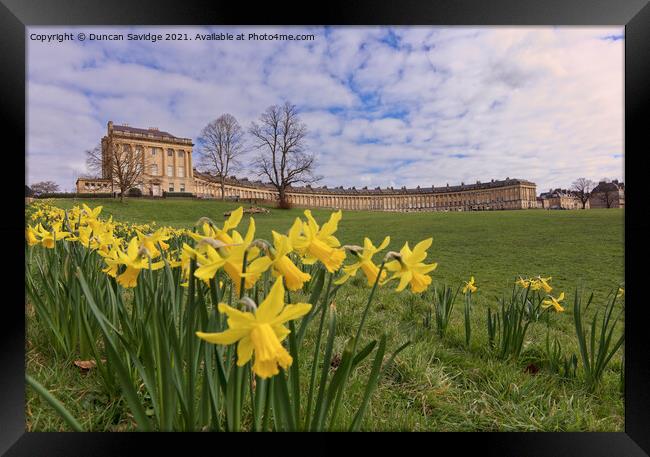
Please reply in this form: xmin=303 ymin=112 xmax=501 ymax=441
xmin=194 ymin=171 xmax=538 ymax=212
xmin=78 ymin=122 xmax=538 ymax=211
xmin=538 ymin=189 xmax=587 ymax=210
xmin=589 ymin=180 xmax=625 ymax=208
xmin=77 ymin=121 xmax=195 ymax=196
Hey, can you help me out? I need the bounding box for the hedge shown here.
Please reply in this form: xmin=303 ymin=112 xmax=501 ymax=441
xmin=163 ymin=192 xmax=195 ymax=198
xmin=36 ymin=192 xmax=114 ymax=199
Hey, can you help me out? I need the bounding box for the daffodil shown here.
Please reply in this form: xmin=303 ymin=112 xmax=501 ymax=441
xmin=384 ymin=238 xmax=438 ymax=293
xmin=617 ymin=287 xmax=624 ymax=298
xmin=194 ymin=218 xmax=260 ymax=294
xmin=33 ymin=223 xmax=70 ymax=248
xmin=542 ymin=292 xmax=565 ymax=313
xmin=81 ymin=204 xmax=103 ymax=220
xmin=528 ymin=276 xmax=552 ymax=293
xmin=101 ymin=237 xmax=164 ymax=288
xmin=25 ymin=225 xmax=40 ymax=246
xmin=515 ymin=277 xmax=531 ymax=289
xmin=190 ymin=207 xmax=244 ymax=250
xmin=334 ymin=236 xmax=390 ymax=286
xmin=288 ymin=210 xmax=346 ymax=273
xmin=136 ymin=228 xmax=171 ymax=258
xmin=246 ymin=231 xmax=311 ymax=291
xmin=196 ymin=277 xmax=312 ymax=379
xmin=463 ymin=276 xmax=477 ymax=294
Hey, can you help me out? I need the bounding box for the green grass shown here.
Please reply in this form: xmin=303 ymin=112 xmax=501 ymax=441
xmin=26 ymin=198 xmax=625 ymax=431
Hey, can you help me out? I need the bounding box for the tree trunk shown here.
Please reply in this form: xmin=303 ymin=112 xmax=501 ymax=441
xmin=278 ymin=186 xmax=290 ymax=209
xmin=220 ymin=178 xmax=225 ymax=200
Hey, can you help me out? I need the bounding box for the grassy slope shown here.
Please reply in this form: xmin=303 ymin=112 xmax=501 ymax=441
xmin=27 ymin=198 xmax=625 ymax=431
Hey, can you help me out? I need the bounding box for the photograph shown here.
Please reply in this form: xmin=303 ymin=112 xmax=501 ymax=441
xmin=23 ymin=24 xmax=627 ymax=433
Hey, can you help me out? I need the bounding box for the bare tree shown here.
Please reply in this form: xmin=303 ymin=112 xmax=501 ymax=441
xmin=249 ymin=102 xmax=320 ymax=208
xmin=86 ymin=142 xmax=147 ymax=202
xmin=571 ymin=178 xmax=595 ymax=209
xmin=598 ymin=186 xmax=618 ymax=208
xmin=197 ymin=114 xmax=245 ymax=199
xmin=85 ymin=144 xmax=104 ymax=178
xmin=30 ymin=181 xmax=60 ymax=196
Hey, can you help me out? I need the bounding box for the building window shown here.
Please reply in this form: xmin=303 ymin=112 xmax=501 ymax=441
xmin=169 ymin=185 xmax=174 ymax=192
xmin=167 ymin=149 xmax=173 ymax=157
xmin=178 ymin=150 xmax=184 ymax=158
xmin=177 ymin=167 xmax=184 ymax=177
xmin=151 ymin=147 xmax=157 ymax=156
xmin=167 ymin=165 xmax=173 ymax=177
xmin=180 ymin=184 xmax=185 ymax=192
xmin=151 ymin=164 xmax=158 ymax=175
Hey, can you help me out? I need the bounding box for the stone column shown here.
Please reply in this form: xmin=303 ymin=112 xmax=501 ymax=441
xmin=161 ymin=146 xmax=167 ymax=186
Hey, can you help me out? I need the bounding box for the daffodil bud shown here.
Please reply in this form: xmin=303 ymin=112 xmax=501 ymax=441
xmin=239 ymin=296 xmax=257 ymax=312
xmin=249 ymin=239 xmax=271 ymax=254
xmin=198 ymin=237 xmax=230 ymax=250
xmin=384 ymin=251 xmax=402 ymax=262
xmin=195 ymin=216 xmax=217 ymax=228
xmin=342 ymin=245 xmax=363 ymax=256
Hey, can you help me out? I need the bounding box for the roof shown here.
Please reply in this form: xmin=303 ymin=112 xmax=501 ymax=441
xmin=193 ymin=170 xmax=536 ymax=196
xmin=109 ymin=123 xmax=193 ymax=145
xmin=112 ymin=125 xmax=179 ymax=139
xmin=592 ymin=181 xmax=624 ymax=193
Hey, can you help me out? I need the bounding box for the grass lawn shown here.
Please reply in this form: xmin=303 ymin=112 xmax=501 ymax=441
xmin=26 ymin=198 xmax=625 ymax=431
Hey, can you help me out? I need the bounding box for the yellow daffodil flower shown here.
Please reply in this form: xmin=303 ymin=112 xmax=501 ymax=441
xmin=196 ymin=277 xmax=311 ymax=379
xmin=100 ymin=237 xmax=164 ymax=288
xmin=33 ymin=223 xmax=70 ymax=248
xmin=194 ymin=218 xmax=260 ymax=294
xmin=25 ymin=225 xmax=40 ymax=246
xmin=190 ymin=207 xmax=244 ymax=250
xmin=81 ymin=204 xmax=103 ymax=220
xmin=542 ymin=292 xmax=565 ymax=313
xmin=334 ymin=236 xmax=390 ymax=286
xmin=537 ymin=276 xmax=553 ymax=293
xmin=288 ymin=210 xmax=346 ymax=273
xmin=246 ymin=231 xmax=312 ymax=291
xmin=384 ymin=238 xmax=438 ymax=293
xmin=136 ymin=228 xmax=171 ymax=258
xmin=515 ymin=277 xmax=531 ymax=289
xmin=462 ymin=276 xmax=477 ymax=294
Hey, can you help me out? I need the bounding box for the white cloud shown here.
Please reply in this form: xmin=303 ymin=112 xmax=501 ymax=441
xmin=26 ymin=26 xmax=623 ymax=193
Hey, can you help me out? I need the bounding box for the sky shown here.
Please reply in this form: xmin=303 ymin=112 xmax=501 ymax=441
xmin=26 ymin=26 xmax=624 ymax=194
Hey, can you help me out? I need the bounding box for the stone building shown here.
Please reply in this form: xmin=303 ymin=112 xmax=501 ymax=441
xmin=194 ymin=171 xmax=538 ymax=212
xmin=538 ymin=188 xmax=586 ymax=210
xmin=76 ymin=121 xmax=194 ymax=196
xmin=589 ymin=180 xmax=625 ymax=208
xmin=77 ymin=122 xmax=538 ymax=211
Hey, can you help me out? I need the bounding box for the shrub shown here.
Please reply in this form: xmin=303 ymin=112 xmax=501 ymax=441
xmin=162 ymin=191 xmax=194 ymax=198
xmin=127 ymin=187 xmax=143 ymax=197
xmin=36 ymin=192 xmax=113 ymax=199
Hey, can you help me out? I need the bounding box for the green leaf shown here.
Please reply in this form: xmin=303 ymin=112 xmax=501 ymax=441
xmin=26 ymin=375 xmax=84 ymax=432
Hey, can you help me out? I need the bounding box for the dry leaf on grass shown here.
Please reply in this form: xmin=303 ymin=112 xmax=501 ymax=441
xmin=74 ymin=360 xmax=97 ymax=371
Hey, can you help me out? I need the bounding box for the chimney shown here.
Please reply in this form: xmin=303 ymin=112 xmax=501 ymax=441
xmin=108 ymin=120 xmax=113 ymax=132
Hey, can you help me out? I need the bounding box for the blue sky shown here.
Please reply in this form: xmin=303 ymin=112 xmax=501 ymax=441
xmin=27 ymin=26 xmax=624 ymax=193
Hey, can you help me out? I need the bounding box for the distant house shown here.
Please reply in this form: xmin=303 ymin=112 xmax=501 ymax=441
xmin=589 ymin=180 xmax=625 ymax=208
xmin=538 ymin=188 xmax=585 ymax=210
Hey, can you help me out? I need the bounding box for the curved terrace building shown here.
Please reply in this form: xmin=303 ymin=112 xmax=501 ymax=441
xmin=193 ymin=171 xmax=537 ymax=212
xmin=77 ymin=122 xmax=538 ymax=211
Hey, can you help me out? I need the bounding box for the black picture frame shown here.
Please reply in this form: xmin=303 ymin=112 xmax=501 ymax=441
xmin=3 ymin=0 xmax=648 ymax=454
